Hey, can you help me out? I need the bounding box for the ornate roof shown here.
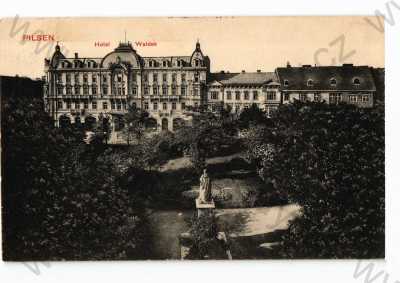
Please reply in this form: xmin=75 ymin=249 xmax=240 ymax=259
xmin=208 ymin=72 xmax=278 ymax=86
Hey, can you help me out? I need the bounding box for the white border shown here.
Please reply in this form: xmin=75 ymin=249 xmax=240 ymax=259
xmin=1 ymin=1 xmax=398 ymax=283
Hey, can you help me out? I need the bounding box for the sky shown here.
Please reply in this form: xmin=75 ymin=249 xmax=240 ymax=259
xmin=0 ymin=16 xmax=384 ymax=79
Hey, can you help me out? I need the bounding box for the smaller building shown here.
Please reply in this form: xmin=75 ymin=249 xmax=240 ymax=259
xmin=207 ymin=71 xmax=281 ymax=116
xmin=275 ymin=64 xmax=376 ymax=108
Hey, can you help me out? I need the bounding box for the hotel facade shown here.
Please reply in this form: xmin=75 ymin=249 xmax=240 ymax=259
xmin=44 ymin=41 xmax=377 ymax=134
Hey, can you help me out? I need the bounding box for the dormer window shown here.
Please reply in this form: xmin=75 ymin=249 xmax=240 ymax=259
xmin=61 ymin=62 xmax=65 ymax=68
xmin=163 ymin=61 xmax=168 ymax=67
xmin=307 ymin=79 xmax=313 ymax=86
xmin=149 ymin=61 xmax=153 ymax=67
xmin=177 ymin=60 xmax=181 ymax=67
xmin=330 ymin=78 xmax=337 ymax=86
xmin=87 ymin=62 xmax=91 ymax=68
xmin=353 ymin=78 xmax=361 ymax=85
xmin=284 ymin=80 xmax=289 ymax=86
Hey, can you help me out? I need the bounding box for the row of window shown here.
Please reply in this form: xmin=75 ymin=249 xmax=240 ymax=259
xmin=147 ymin=59 xmax=202 ymax=68
xmin=143 ymin=102 xmax=188 ymax=111
xmin=60 ymin=61 xmax=99 ymax=69
xmin=283 ymin=78 xmax=361 ymax=87
xmin=58 ymin=100 xmax=129 ymax=110
xmin=282 ymin=93 xmax=370 ymax=103
xmin=211 ymin=90 xmax=262 ymax=101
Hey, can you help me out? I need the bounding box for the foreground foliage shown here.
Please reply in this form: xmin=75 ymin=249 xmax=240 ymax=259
xmin=245 ymin=101 xmax=385 ymax=258
xmin=2 ymin=92 xmax=149 ymax=260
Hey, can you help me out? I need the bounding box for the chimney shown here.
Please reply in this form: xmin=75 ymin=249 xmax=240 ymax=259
xmin=220 ymin=70 xmax=225 ymax=74
xmin=257 ymin=70 xmax=261 ymax=73
xmin=241 ymin=70 xmax=245 ymax=73
xmin=287 ymin=61 xmax=291 ymax=68
xmin=302 ymin=64 xmax=312 ymax=68
xmin=74 ymin=52 xmax=78 ymax=58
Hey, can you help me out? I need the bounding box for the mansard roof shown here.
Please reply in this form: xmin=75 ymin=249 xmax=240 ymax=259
xmin=209 ymin=72 xmax=278 ymax=86
xmin=276 ymin=64 xmax=377 ymax=91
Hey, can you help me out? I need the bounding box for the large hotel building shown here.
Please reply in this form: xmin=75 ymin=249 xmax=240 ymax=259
xmin=44 ymin=41 xmax=378 ymax=136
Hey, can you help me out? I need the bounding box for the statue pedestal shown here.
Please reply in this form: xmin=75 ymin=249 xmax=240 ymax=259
xmin=196 ymin=198 xmax=215 ymax=218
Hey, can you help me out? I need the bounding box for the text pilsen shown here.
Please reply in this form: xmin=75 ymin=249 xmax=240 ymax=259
xmin=22 ymin=34 xmax=55 ymax=41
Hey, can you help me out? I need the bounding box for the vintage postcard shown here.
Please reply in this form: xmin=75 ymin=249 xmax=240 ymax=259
xmin=0 ymin=16 xmax=384 ymax=260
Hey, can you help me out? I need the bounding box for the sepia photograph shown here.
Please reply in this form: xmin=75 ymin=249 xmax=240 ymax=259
xmin=0 ymin=16 xmax=385 ymax=261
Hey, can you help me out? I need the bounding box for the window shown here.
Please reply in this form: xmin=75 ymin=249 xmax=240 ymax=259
xmin=349 ymin=95 xmax=357 ymax=102
xmin=153 ymin=102 xmax=158 ymax=110
xmin=66 ymin=74 xmax=71 ymax=83
xmin=194 ymin=73 xmax=199 ymax=83
xmin=193 ymin=88 xmax=199 ymax=96
xmin=330 ymin=78 xmax=337 ymax=86
xmin=74 ymin=74 xmax=80 ymax=84
xmin=153 ymin=86 xmax=158 ymax=95
xmin=244 ymin=91 xmax=249 ymax=100
xmin=118 ymin=87 xmax=122 ymax=95
xmin=74 ymin=85 xmax=80 ymax=94
xmin=172 ymin=86 xmax=177 ymax=95
xmin=307 ymin=79 xmax=313 ymax=86
xmin=92 ymin=86 xmax=97 ymax=95
xmin=267 ymin=91 xmax=276 ymax=100
xmin=132 ymin=86 xmax=137 ymax=95
xmin=162 ymin=85 xmax=168 ymax=95
xmin=92 ymin=101 xmax=97 ymax=109
xmin=83 ymin=74 xmax=88 ymax=83
xmin=83 ymin=85 xmax=88 ymax=95
xmin=122 ymin=100 xmax=127 ymax=109
xmin=353 ymin=78 xmax=361 ymax=85
xmin=181 ymin=86 xmax=186 ymax=95
xmin=362 ymin=95 xmax=370 ymax=102
xmin=66 ymin=86 xmax=72 ymax=94
xmin=144 ymin=73 xmax=148 ymax=82
xmin=57 ymin=101 xmax=63 ymax=109
xmin=57 ymin=86 xmax=63 ymax=95
xmin=84 ymin=101 xmax=89 ymax=109
xmin=314 ymin=93 xmax=321 ymax=102
xmin=284 ymin=93 xmax=289 ymax=101
xmin=111 ymin=101 xmax=116 ymax=110
xmin=103 ymin=102 xmax=108 ymax=109
xmin=299 ymin=94 xmax=307 ymax=101
xmin=163 ymin=61 xmax=167 ymax=67
xmin=74 ymin=102 xmax=79 ymax=109
xmin=284 ymin=80 xmax=289 ymax=86
xmin=253 ymin=91 xmax=258 ymax=100
xmin=226 ymin=91 xmax=232 ymax=100
xmin=181 ymin=73 xmax=186 ymax=83
xmin=57 ymin=73 xmax=62 ymax=82
xmin=194 ymin=102 xmax=198 ymax=108
xmin=116 ymin=101 xmax=121 ymax=110
xmin=172 ymin=102 xmax=176 ymax=110
xmin=92 ymin=76 xmax=97 ymax=83
xmin=103 ymin=86 xmax=108 ymax=95
xmin=235 ymin=91 xmax=240 ymax=100
xmin=162 ymin=73 xmax=167 ymax=83
xmin=329 ymin=93 xmax=342 ymax=104
xmin=235 ymin=104 xmax=240 ymax=112
xmin=102 ymin=75 xmax=107 ymax=83
xmin=153 ymin=73 xmax=158 ymax=83
xmin=144 ymin=102 xmax=149 ymax=110
xmin=144 ymin=86 xmax=149 ymax=95
xmin=163 ymin=103 xmax=167 ymax=110
xmin=211 ymin=91 xmax=218 ymax=100
xmin=172 ymin=73 xmax=177 ymax=83
xmin=132 ymin=72 xmax=137 ymax=82
xmin=66 ymin=101 xmax=71 ymax=109
xmin=181 ymin=102 xmax=186 ymax=110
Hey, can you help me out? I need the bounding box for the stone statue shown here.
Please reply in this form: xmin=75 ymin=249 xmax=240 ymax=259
xmin=198 ymin=169 xmax=212 ymax=203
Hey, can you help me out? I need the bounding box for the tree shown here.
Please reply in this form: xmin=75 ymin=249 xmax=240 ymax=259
xmin=248 ymin=101 xmax=384 ymax=258
xmin=2 ymin=90 xmax=149 ymax=260
xmin=238 ymin=103 xmax=269 ymax=129
xmin=122 ymin=105 xmax=150 ymax=145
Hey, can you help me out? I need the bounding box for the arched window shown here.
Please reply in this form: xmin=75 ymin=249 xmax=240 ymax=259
xmin=307 ymin=79 xmax=313 ymax=86
xmin=330 ymin=78 xmax=337 ymax=86
xmin=284 ymin=80 xmax=289 ymax=86
xmin=353 ymin=78 xmax=361 ymax=85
